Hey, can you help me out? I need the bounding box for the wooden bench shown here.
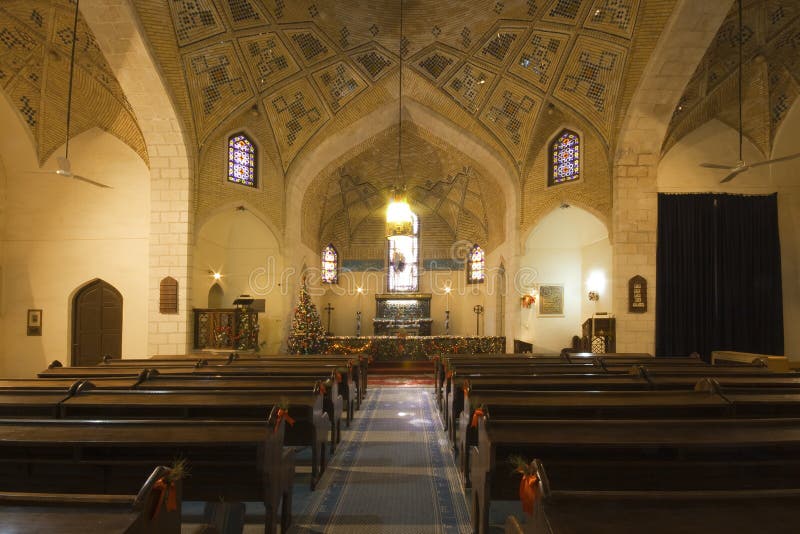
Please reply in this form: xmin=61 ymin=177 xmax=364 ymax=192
xmin=57 ymin=386 xmax=328 ymax=491
xmin=456 ymin=389 xmax=731 ymax=488
xmin=0 ymin=411 xmax=293 ymax=534
xmin=504 ymin=459 xmax=800 ymax=534
xmin=0 ymin=465 xmax=181 ymax=534
xmin=469 ymin=416 xmax=800 ymax=534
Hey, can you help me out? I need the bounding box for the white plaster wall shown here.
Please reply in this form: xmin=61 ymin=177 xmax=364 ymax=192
xmin=518 ymin=208 xmax=611 ymax=353
xmin=658 ymin=116 xmax=800 ymax=359
xmin=193 ymin=209 xmax=285 ymax=353
xmin=0 ymin=98 xmax=150 ymax=377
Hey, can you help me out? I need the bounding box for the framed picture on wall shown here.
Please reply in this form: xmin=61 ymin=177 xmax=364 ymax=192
xmin=538 ymin=285 xmax=564 ymax=316
xmin=27 ymin=309 xmax=42 ymax=336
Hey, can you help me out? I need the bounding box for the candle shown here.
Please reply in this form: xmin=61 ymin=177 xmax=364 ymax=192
xmin=444 ymin=285 xmax=451 ymax=312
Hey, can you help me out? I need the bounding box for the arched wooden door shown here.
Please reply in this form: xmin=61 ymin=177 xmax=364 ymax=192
xmin=72 ymin=280 xmax=123 ymax=366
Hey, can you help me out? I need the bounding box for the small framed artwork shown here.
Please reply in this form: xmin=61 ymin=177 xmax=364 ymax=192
xmin=27 ymin=309 xmax=42 ymax=336
xmin=538 ymin=285 xmax=564 ymax=317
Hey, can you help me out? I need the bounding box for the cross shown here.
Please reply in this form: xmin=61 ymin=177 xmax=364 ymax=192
xmin=324 ymin=303 xmax=335 ymax=335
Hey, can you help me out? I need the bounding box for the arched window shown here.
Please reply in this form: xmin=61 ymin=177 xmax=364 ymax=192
xmin=387 ymin=212 xmax=419 ymax=292
xmin=548 ymin=129 xmax=580 ymax=186
xmin=228 ymin=133 xmax=257 ymax=187
xmin=467 ymin=244 xmax=485 ymax=284
xmin=321 ymin=244 xmax=338 ymax=284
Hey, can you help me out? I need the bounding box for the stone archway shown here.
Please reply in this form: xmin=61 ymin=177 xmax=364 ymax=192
xmin=612 ymin=0 xmax=734 ymax=353
xmin=81 ymin=1 xmax=194 ymax=355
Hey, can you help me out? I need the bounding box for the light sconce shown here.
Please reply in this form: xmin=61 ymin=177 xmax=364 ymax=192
xmin=208 ymin=270 xmax=222 ymax=280
xmin=588 ymin=291 xmax=599 ymax=302
xmin=586 ymin=270 xmax=605 ymax=302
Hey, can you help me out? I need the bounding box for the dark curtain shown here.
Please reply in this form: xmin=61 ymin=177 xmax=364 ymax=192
xmin=655 ymin=193 xmax=783 ymax=359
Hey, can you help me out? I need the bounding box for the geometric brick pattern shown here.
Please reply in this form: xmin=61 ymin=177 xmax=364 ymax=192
xmin=264 ymin=77 xmax=330 ymax=170
xmin=167 ymin=0 xmax=225 ymax=47
xmin=444 ymin=62 xmax=496 ymax=114
xmin=509 ymin=30 xmax=570 ymax=92
xmin=219 ymin=0 xmax=271 ymax=30
xmin=183 ymin=41 xmax=253 ymax=140
xmin=583 ymin=0 xmax=641 ymax=39
xmin=239 ymin=32 xmax=300 ymax=92
xmin=352 ymin=47 xmax=396 ymax=81
xmin=412 ymin=45 xmax=460 ymax=84
xmin=285 ymin=27 xmax=336 ymax=66
xmin=312 ymin=61 xmax=367 ymax=113
xmin=477 ymin=27 xmax=525 ymax=67
xmin=481 ymin=78 xmax=541 ymax=162
xmin=555 ymin=35 xmax=627 ymax=140
xmin=542 ymin=0 xmax=588 ymax=26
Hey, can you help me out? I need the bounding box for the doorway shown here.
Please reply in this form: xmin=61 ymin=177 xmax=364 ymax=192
xmin=72 ymin=279 xmax=123 ymax=365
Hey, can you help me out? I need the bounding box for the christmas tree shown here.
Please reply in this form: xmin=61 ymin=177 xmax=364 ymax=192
xmin=287 ymin=277 xmax=328 ymax=354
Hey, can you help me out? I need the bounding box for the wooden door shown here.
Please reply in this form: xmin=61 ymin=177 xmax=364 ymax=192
xmin=72 ymin=280 xmax=122 ymax=366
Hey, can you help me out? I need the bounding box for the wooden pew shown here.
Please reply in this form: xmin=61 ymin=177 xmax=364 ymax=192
xmin=469 ymin=416 xmax=800 ymax=534
xmin=0 ymin=465 xmax=181 ymax=534
xmin=456 ymin=389 xmax=731 ymax=488
xmin=139 ymin=373 xmax=342 ymax=449
xmin=0 ymin=411 xmax=293 ymax=534
xmin=58 ymin=386 xmax=328 ymax=491
xmin=434 ymin=354 xmax=566 ymax=407
xmin=505 ymin=459 xmax=800 ymax=534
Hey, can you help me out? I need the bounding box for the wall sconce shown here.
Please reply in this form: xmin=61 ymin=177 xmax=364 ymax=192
xmin=586 ymin=271 xmax=605 ymax=302
xmin=208 ymin=270 xmax=222 ymax=280
xmin=588 ymin=291 xmax=599 ymax=302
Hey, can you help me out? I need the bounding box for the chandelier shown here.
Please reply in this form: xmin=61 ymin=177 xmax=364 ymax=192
xmin=385 ymin=0 xmax=414 ymax=237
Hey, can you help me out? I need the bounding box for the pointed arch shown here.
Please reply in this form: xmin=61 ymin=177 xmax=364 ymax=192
xmin=467 ymin=244 xmax=486 ymax=284
xmin=321 ymin=243 xmax=339 ymax=284
xmin=228 ymin=132 xmax=258 ymax=187
xmin=548 ymin=129 xmax=581 ymax=186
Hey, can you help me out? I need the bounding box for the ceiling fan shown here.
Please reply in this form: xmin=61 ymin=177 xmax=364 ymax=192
xmin=699 ymin=0 xmax=800 ymax=183
xmin=28 ymin=0 xmax=111 ymax=189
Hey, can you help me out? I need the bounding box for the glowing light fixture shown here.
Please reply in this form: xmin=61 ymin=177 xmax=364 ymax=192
xmin=385 ymin=0 xmax=414 ymax=237
xmin=213 ymin=272 xmax=222 ymax=280
xmin=587 ymin=271 xmax=606 ymax=302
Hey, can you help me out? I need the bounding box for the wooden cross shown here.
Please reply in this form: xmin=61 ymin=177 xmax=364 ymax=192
xmin=324 ymin=303 xmax=335 ymax=335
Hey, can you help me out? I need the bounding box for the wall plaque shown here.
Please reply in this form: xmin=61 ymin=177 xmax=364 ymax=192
xmin=628 ymin=275 xmax=647 ymax=313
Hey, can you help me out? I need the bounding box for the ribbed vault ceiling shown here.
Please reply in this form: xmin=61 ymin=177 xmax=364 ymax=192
xmin=0 ymin=0 xmax=146 ymax=165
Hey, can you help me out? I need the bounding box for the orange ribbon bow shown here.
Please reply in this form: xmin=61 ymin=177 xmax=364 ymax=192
xmin=319 ymin=383 xmax=327 ymax=395
xmin=150 ymin=478 xmax=178 ymax=519
xmin=470 ymin=407 xmax=484 ymax=428
xmin=274 ymin=408 xmax=296 ymax=433
xmin=446 ymin=371 xmax=453 ymax=379
xmin=519 ymin=474 xmax=539 ymax=515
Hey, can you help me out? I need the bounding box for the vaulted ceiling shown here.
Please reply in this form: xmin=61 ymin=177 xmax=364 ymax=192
xmin=0 ymin=0 xmax=146 ymax=165
xmin=664 ymin=0 xmax=800 ymax=157
xmin=131 ymin=0 xmax=676 ymax=177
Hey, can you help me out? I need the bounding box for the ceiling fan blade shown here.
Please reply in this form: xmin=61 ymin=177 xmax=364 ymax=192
xmin=72 ymin=174 xmax=112 ymax=189
xmin=57 ymin=156 xmax=71 ymax=174
xmin=700 ymin=162 xmax=735 ymax=169
xmin=720 ymin=165 xmax=751 ymax=183
xmin=748 ymin=152 xmax=800 ymax=168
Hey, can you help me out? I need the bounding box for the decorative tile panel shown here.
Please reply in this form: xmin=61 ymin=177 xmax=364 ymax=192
xmin=542 ymin=0 xmax=589 ymax=26
xmin=765 ymin=0 xmax=800 ymax=42
xmin=218 ymin=0 xmax=271 ymax=30
xmin=168 ymin=0 xmax=225 ymax=47
xmin=264 ymin=77 xmax=330 ymax=170
xmin=183 ymin=42 xmax=254 ymax=140
xmin=509 ymin=30 xmax=569 ymax=92
xmin=477 ymin=27 xmax=526 ymax=67
xmin=312 ymin=61 xmax=367 ymax=113
xmin=583 ymin=0 xmax=640 ymax=39
xmin=411 ymin=46 xmax=460 ymax=84
xmin=285 ymin=28 xmax=336 ymax=67
xmin=352 ymin=47 xmax=396 ymax=81
xmin=443 ymin=62 xmax=496 ymax=114
xmin=768 ymin=66 xmax=798 ymax=132
xmin=0 ymin=16 xmax=39 ymax=88
xmin=480 ymin=78 xmax=541 ymax=162
xmin=554 ymin=35 xmax=626 ymax=139
xmin=238 ymin=32 xmax=300 ymax=92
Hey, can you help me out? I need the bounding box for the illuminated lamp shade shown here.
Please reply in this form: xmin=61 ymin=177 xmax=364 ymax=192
xmin=386 ymin=188 xmax=414 ymax=237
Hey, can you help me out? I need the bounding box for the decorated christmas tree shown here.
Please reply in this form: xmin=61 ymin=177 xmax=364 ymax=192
xmin=287 ymin=277 xmax=328 ymax=354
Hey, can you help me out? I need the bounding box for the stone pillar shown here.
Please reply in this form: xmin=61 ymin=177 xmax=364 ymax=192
xmin=81 ymin=0 xmax=194 ymax=355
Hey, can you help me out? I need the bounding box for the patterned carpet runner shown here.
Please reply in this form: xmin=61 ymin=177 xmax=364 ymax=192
xmin=292 ymin=387 xmax=471 ymax=533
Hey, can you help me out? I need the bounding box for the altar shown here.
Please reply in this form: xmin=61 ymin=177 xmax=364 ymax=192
xmin=325 ymin=335 xmax=506 ymax=361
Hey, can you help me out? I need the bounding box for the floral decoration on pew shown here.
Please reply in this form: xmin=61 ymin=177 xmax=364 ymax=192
xmin=470 ymin=404 xmax=486 ymax=428
xmin=274 ymin=400 xmax=296 ymax=434
xmin=150 ymin=458 xmax=187 ymax=519
xmin=510 ymin=456 xmax=540 ymax=516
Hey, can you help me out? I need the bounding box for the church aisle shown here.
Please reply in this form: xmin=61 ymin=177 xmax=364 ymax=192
xmin=291 ymin=387 xmax=472 ymax=533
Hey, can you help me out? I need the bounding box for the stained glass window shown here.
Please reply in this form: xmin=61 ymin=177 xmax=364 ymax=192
xmin=321 ymin=244 xmax=338 ymax=284
xmin=387 ymin=212 xmax=419 ymax=292
xmin=467 ymin=244 xmax=485 ymax=284
xmin=548 ymin=129 xmax=580 ymax=186
xmin=228 ymin=133 xmax=257 ymax=187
